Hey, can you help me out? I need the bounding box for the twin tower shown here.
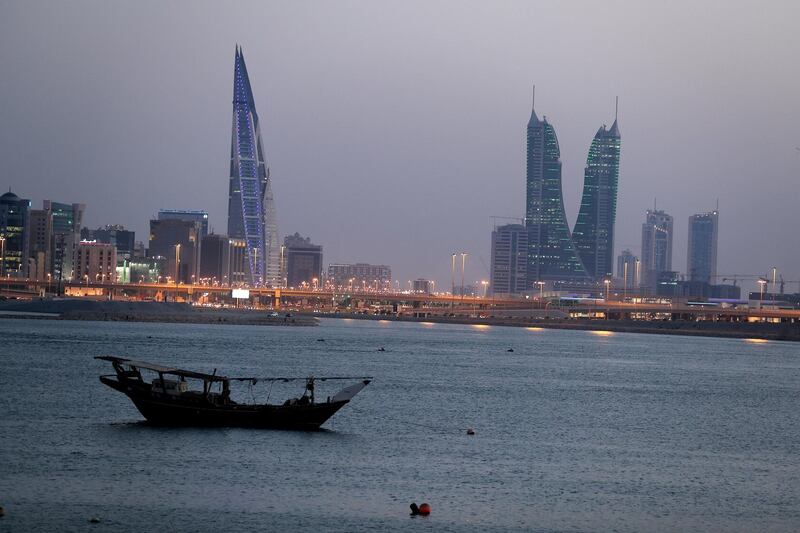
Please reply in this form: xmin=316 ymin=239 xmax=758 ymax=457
xmin=525 ymin=90 xmax=621 ymax=284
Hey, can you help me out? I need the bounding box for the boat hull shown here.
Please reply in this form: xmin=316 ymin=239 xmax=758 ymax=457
xmin=100 ymin=376 xmax=350 ymax=430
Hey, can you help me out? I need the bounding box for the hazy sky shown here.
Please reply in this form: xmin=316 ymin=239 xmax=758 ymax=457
xmin=1 ymin=1 xmax=798 ymax=293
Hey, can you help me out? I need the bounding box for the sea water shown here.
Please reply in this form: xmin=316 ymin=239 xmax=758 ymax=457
xmin=1 ymin=318 xmax=799 ymax=531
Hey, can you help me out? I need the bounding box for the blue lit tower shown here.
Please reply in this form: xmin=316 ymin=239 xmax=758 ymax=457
xmin=572 ymin=102 xmax=622 ymax=279
xmin=227 ymin=45 xmax=280 ymax=286
xmin=525 ymin=90 xmax=589 ymax=283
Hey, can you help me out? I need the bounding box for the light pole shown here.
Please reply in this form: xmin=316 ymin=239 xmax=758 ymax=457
xmin=604 ymin=279 xmax=611 ymax=320
xmin=635 ymin=259 xmax=640 ymax=291
xmin=758 ymin=278 xmax=767 ymax=306
xmin=174 ymin=244 xmax=181 ymax=287
xmin=460 ymin=252 xmax=467 ymax=303
xmin=771 ymin=267 xmax=777 ymax=304
xmin=623 ymin=262 xmax=629 ymax=301
xmin=0 ymin=236 xmax=5 ymax=278
xmin=451 ymin=253 xmax=456 ymax=297
xmin=481 ymin=280 xmax=489 ymax=298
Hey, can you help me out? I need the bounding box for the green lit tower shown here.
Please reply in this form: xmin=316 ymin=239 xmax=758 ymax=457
xmin=525 ymin=89 xmax=589 ymax=283
xmin=572 ymin=100 xmax=621 ymax=280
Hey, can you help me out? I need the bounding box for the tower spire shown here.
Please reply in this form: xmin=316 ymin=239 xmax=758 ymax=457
xmin=528 ymin=84 xmax=540 ymax=126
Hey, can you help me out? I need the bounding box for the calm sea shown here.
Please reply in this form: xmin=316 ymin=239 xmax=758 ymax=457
xmin=1 ymin=318 xmax=799 ymax=532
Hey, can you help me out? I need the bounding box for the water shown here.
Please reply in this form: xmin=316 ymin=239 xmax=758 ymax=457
xmin=1 ymin=318 xmax=799 ymax=532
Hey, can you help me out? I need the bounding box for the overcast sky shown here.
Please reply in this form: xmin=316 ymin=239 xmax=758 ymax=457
xmin=1 ymin=1 xmax=798 ymax=293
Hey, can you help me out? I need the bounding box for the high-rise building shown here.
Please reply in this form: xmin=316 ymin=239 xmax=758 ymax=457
xmin=640 ymin=209 xmax=673 ymax=291
xmin=74 ymin=241 xmax=117 ymax=283
xmin=327 ymin=263 xmax=392 ymax=290
xmin=572 ymin=107 xmax=621 ymax=280
xmin=28 ymin=209 xmax=52 ymax=281
xmin=227 ymin=46 xmax=280 ymax=287
xmin=158 ymin=210 xmax=209 ymax=239
xmin=44 ymin=200 xmax=84 ymax=281
xmin=616 ymin=249 xmax=638 ymax=291
xmin=490 ymin=223 xmax=528 ymax=296
xmin=412 ymin=279 xmax=434 ymax=294
xmin=199 ymin=234 xmax=247 ymax=286
xmin=148 ymin=219 xmax=201 ymax=283
xmin=82 ymin=225 xmax=135 ymax=257
xmin=687 ymin=210 xmax=719 ymax=283
xmin=284 ymin=233 xmax=322 ymax=289
xmin=525 ymin=93 xmax=588 ymax=282
xmin=0 ymin=191 xmax=31 ymax=278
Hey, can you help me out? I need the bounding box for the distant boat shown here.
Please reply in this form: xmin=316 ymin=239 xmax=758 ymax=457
xmin=96 ymin=356 xmax=371 ymax=430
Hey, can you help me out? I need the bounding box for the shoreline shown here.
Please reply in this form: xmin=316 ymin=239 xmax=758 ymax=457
xmin=317 ymin=312 xmax=800 ymax=342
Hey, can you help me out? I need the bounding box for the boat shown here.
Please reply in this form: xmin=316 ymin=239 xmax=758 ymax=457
xmin=96 ymin=356 xmax=372 ymax=430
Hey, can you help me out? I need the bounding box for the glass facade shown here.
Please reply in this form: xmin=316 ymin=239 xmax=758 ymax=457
xmin=525 ymin=106 xmax=588 ymax=283
xmin=687 ymin=211 xmax=718 ymax=283
xmin=0 ymin=191 xmax=31 ymax=277
xmin=227 ymin=46 xmax=280 ymax=287
xmin=572 ymin=118 xmax=621 ymax=280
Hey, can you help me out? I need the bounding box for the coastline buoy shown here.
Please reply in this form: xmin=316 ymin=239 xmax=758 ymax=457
xmin=89 ymin=517 xmax=100 ymax=524
xmin=418 ymin=503 xmax=431 ymax=516
xmin=507 ymin=348 xmax=514 ymax=352
xmin=466 ymin=427 xmax=476 ymax=435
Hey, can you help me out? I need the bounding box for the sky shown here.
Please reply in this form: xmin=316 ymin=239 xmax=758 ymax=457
xmin=1 ymin=1 xmax=799 ymax=294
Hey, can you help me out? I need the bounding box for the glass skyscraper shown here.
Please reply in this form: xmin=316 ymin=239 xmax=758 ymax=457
xmin=572 ymin=111 xmax=621 ymax=280
xmin=687 ymin=210 xmax=718 ymax=283
xmin=227 ymin=45 xmax=280 ymax=287
xmin=525 ymin=98 xmax=588 ymax=283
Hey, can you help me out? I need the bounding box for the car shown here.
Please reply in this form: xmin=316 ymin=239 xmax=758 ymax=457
xmin=268 ymin=312 xmax=279 ymax=317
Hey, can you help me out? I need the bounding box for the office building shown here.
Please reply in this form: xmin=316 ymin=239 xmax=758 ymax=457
xmin=616 ymin=249 xmax=638 ymax=290
xmin=199 ymin=234 xmax=247 ymax=286
xmin=687 ymin=210 xmax=719 ymax=283
xmin=284 ymin=233 xmax=322 ymax=288
xmin=28 ymin=209 xmax=52 ymax=281
xmin=525 ymin=92 xmax=588 ymax=282
xmin=158 ymin=210 xmax=209 ymax=239
xmin=327 ymin=263 xmax=392 ymax=290
xmin=81 ymin=225 xmax=135 ymax=257
xmin=572 ymin=106 xmax=622 ymax=279
xmin=148 ymin=219 xmax=201 ymax=283
xmin=490 ymin=223 xmax=528 ymax=295
xmin=0 ymin=191 xmax=31 ymax=277
xmin=412 ymin=279 xmax=434 ymax=294
xmin=227 ymin=46 xmax=280 ymax=287
xmin=640 ymin=209 xmax=673 ymax=292
xmin=44 ymin=200 xmax=84 ymax=281
xmin=74 ymin=241 xmax=117 ymax=283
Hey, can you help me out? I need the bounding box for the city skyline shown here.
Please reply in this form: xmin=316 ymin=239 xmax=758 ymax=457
xmin=1 ymin=2 xmax=798 ymax=290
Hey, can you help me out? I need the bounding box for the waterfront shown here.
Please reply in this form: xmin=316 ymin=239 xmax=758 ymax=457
xmin=1 ymin=318 xmax=799 ymax=531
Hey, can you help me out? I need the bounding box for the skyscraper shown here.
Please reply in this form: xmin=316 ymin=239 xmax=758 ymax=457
xmin=687 ymin=210 xmax=719 ymax=283
xmin=572 ymin=105 xmax=621 ymax=280
xmin=616 ymin=249 xmax=638 ymax=291
xmin=490 ymin=223 xmax=528 ymax=295
xmin=640 ymin=209 xmax=673 ymax=291
xmin=0 ymin=191 xmax=31 ymax=278
xmin=158 ymin=210 xmax=209 ymax=239
xmin=525 ymin=92 xmax=588 ymax=283
xmin=227 ymin=45 xmax=280 ymax=287
xmin=43 ymin=200 xmax=84 ymax=281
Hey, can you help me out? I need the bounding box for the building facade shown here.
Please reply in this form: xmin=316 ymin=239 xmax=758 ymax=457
xmin=28 ymin=209 xmax=52 ymax=281
xmin=490 ymin=223 xmax=528 ymax=295
xmin=227 ymin=46 xmax=280 ymax=287
xmin=572 ymin=113 xmax=621 ymax=280
xmin=82 ymin=225 xmax=136 ymax=256
xmin=148 ymin=219 xmax=201 ymax=283
xmin=44 ymin=200 xmax=84 ymax=282
xmin=616 ymin=249 xmax=638 ymax=290
xmin=284 ymin=233 xmax=322 ymax=288
xmin=687 ymin=210 xmax=719 ymax=283
xmin=327 ymin=263 xmax=392 ymax=290
xmin=0 ymin=191 xmax=31 ymax=278
xmin=525 ymin=96 xmax=588 ymax=282
xmin=640 ymin=209 xmax=673 ymax=292
xmin=158 ymin=210 xmax=208 ymax=239
xmin=412 ymin=279 xmax=434 ymax=294
xmin=74 ymin=241 xmax=117 ymax=283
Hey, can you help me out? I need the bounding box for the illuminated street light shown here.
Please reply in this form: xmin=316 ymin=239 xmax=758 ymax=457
xmin=604 ymin=279 xmax=611 ymax=301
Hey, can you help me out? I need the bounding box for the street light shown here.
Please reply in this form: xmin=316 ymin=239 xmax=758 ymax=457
xmin=604 ymin=279 xmax=611 ymax=301
xmin=758 ymin=278 xmax=767 ymax=305
xmin=460 ymin=252 xmax=468 ymax=302
xmin=0 ymin=236 xmax=5 ymax=278
xmin=481 ymin=280 xmax=489 ymax=298
xmin=174 ymin=244 xmax=181 ymax=286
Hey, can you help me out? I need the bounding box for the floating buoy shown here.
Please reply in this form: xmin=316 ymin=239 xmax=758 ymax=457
xmin=89 ymin=517 xmax=100 ymax=524
xmin=507 ymin=348 xmax=514 ymax=352
xmin=317 ymin=338 xmax=325 ymax=342
xmin=0 ymin=505 xmax=5 ymax=517
xmin=378 ymin=347 xmax=386 ymax=352
xmin=466 ymin=427 xmax=476 ymax=435
xmin=410 ymin=503 xmax=419 ymax=515
xmin=418 ymin=503 xmax=431 ymax=516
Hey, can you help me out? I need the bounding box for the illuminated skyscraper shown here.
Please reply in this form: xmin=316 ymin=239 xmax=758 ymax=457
xmin=227 ymin=45 xmax=280 ymax=286
xmin=572 ymin=105 xmax=621 ymax=279
xmin=640 ymin=209 xmax=673 ymax=291
xmin=525 ymin=92 xmax=588 ymax=283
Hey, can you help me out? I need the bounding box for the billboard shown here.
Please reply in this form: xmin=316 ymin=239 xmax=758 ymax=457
xmin=231 ymin=289 xmax=250 ymax=299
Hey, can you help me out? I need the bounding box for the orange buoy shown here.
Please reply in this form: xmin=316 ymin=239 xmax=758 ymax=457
xmin=418 ymin=503 xmax=431 ymax=516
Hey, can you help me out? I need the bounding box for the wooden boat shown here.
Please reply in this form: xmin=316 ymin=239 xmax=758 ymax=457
xmin=96 ymin=356 xmax=371 ymax=430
